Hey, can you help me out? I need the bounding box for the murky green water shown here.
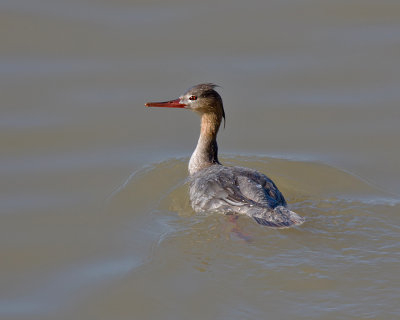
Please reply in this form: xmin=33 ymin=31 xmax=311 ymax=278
xmin=1 ymin=0 xmax=400 ymax=319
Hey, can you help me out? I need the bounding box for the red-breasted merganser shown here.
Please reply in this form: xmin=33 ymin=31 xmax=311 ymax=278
xmin=145 ymin=83 xmax=304 ymax=228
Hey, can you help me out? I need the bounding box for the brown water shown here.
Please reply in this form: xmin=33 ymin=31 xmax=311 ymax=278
xmin=1 ymin=0 xmax=400 ymax=319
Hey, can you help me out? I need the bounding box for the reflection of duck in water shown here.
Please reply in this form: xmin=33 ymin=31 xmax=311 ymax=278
xmin=146 ymin=83 xmax=304 ymax=228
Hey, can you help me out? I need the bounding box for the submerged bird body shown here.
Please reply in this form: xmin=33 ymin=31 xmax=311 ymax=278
xmin=146 ymin=83 xmax=304 ymax=228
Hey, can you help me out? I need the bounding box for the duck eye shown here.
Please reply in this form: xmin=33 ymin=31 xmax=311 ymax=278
xmin=189 ymin=95 xmax=197 ymax=101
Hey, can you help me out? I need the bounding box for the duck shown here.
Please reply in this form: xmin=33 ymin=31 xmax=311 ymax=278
xmin=145 ymin=83 xmax=304 ymax=228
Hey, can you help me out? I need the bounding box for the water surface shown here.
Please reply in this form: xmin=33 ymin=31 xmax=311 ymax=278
xmin=1 ymin=0 xmax=400 ymax=319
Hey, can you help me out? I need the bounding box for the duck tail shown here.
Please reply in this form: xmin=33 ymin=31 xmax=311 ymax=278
xmin=252 ymin=206 xmax=305 ymax=228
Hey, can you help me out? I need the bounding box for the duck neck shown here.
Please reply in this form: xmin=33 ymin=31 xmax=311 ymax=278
xmin=189 ymin=112 xmax=222 ymax=175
